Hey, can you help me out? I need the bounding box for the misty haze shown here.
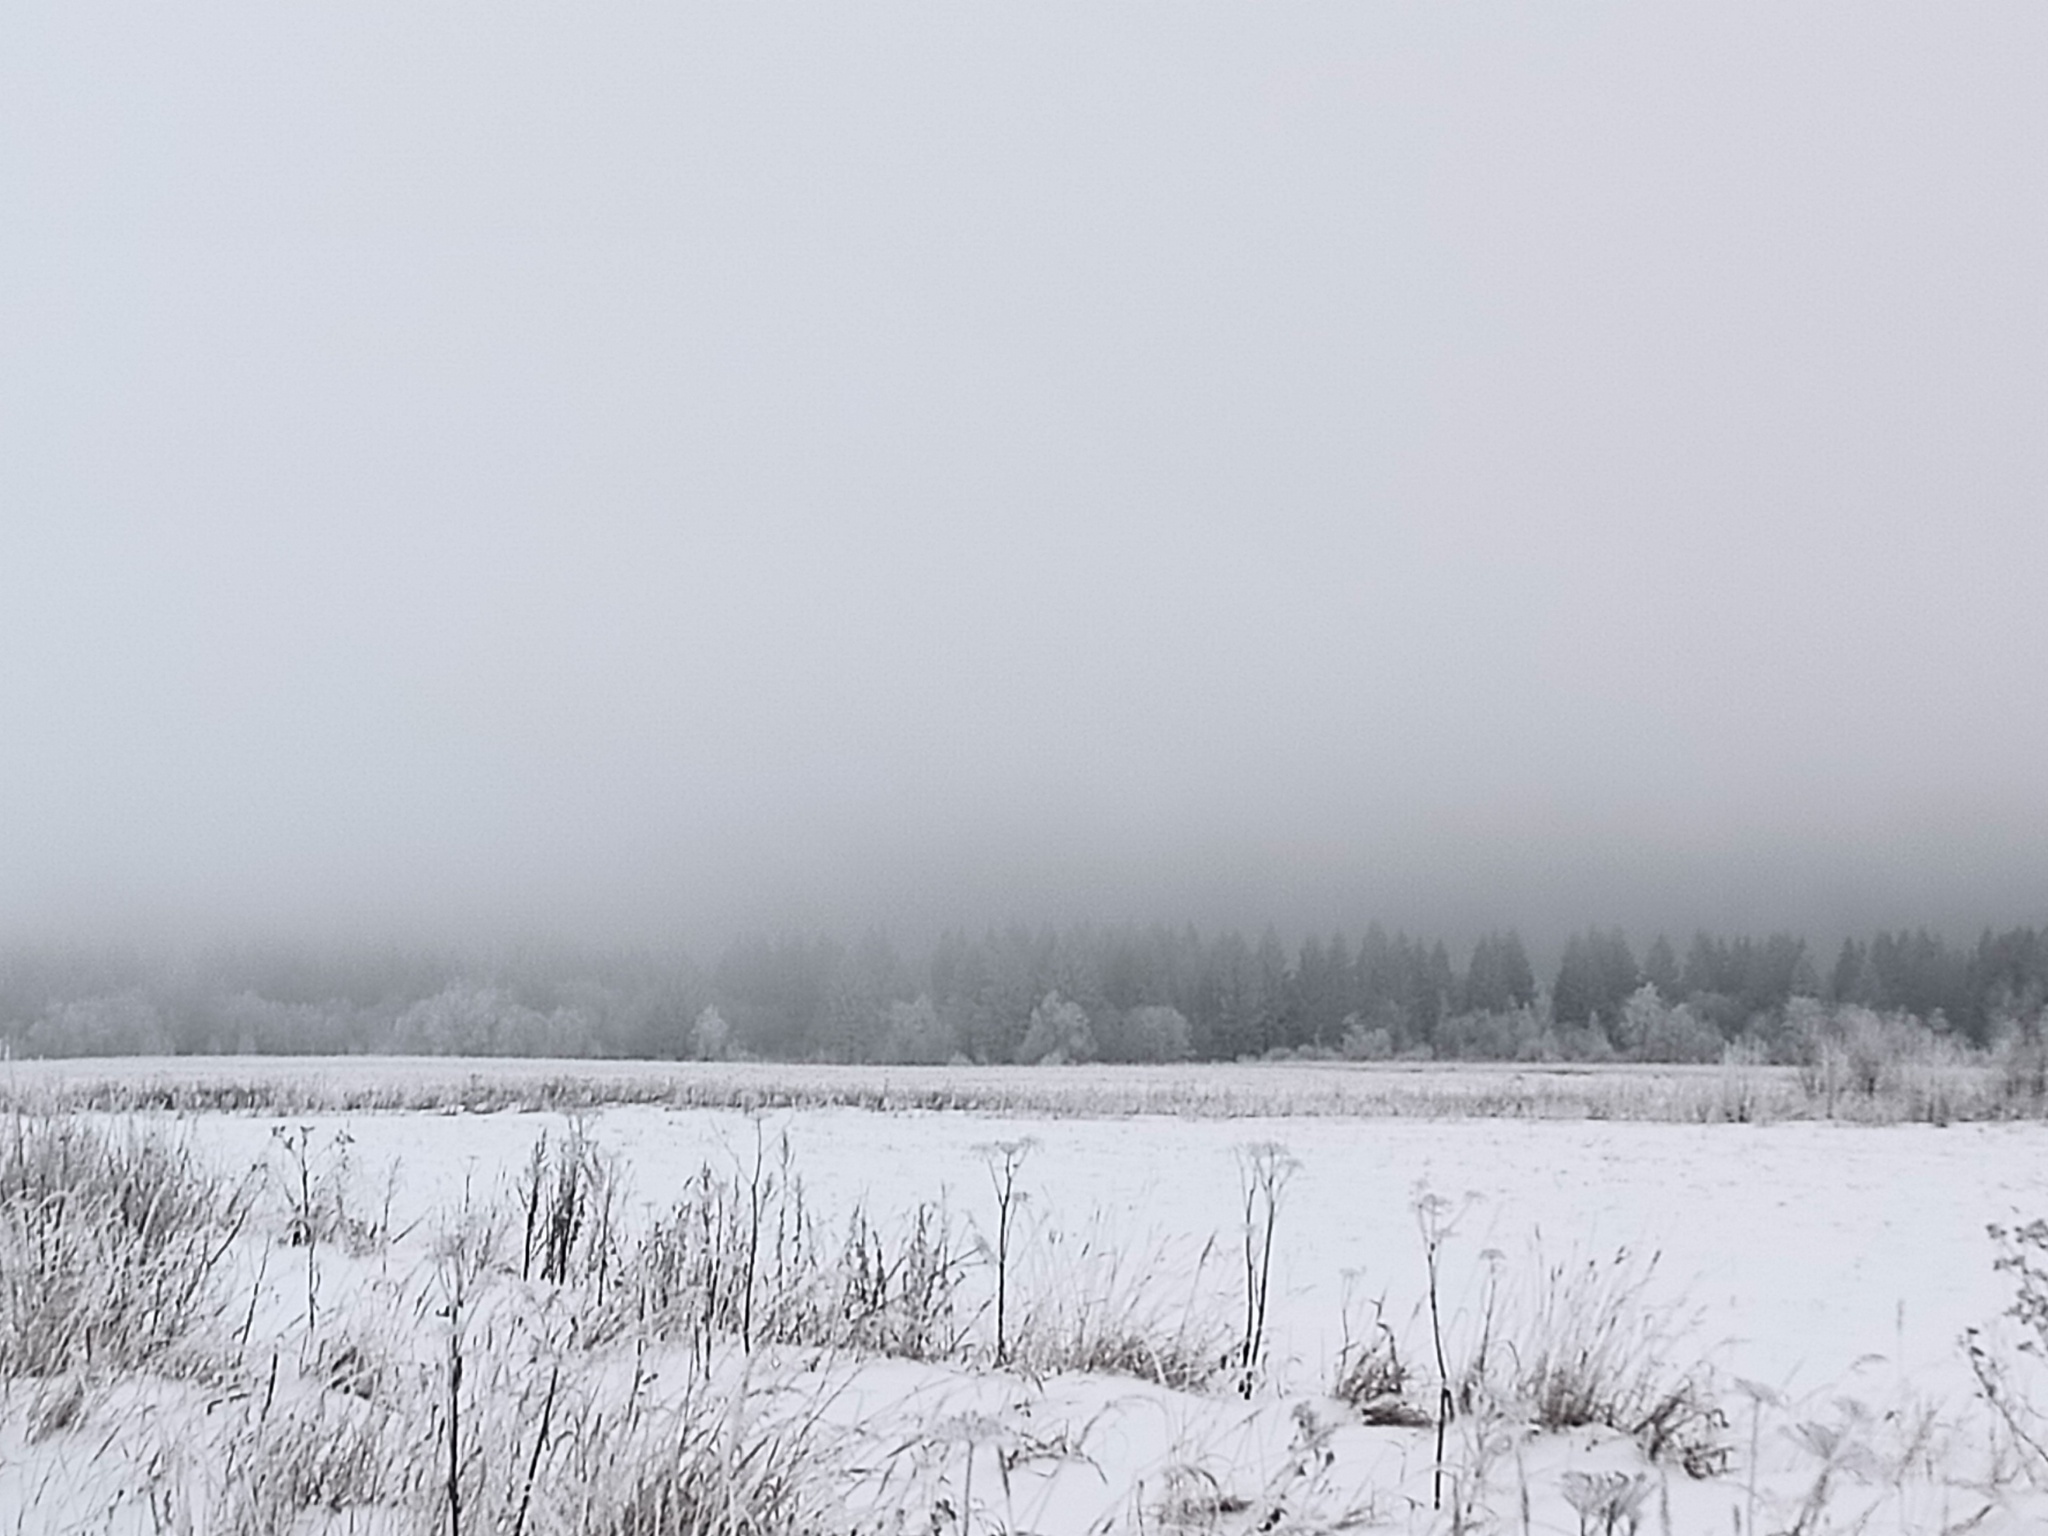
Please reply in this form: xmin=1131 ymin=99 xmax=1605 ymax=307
xmin=5 ymin=6 xmax=2046 ymax=970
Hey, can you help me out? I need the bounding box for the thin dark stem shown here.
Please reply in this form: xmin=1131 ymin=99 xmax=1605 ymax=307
xmin=741 ymin=1121 xmax=766 ymax=1350
xmin=982 ymin=1141 xmax=1031 ymax=1367
xmin=447 ymin=1296 xmax=464 ymax=1536
xmin=1415 ymin=1195 xmax=1456 ymax=1513
xmin=512 ymin=1363 xmax=559 ymax=1536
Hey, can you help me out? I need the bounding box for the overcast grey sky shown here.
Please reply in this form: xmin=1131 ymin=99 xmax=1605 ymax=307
xmin=3 ymin=5 xmax=2045 ymax=951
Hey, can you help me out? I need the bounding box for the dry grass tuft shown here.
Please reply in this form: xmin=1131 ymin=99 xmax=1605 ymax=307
xmin=1489 ymin=1247 xmax=1728 ymax=1477
xmin=0 ymin=1112 xmax=251 ymax=1376
xmin=600 ymin=1136 xmax=968 ymax=1367
xmin=1007 ymin=1221 xmax=1234 ymax=1391
xmin=1332 ymin=1294 xmax=1429 ymax=1426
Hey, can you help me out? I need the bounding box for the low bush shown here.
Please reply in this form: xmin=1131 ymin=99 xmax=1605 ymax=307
xmin=1967 ymin=1216 xmax=2048 ymax=1482
xmin=1997 ymin=1028 xmax=2048 ymax=1112
xmin=1432 ymin=1007 xmax=1560 ymax=1063
xmin=1796 ymin=1004 xmax=1982 ymax=1121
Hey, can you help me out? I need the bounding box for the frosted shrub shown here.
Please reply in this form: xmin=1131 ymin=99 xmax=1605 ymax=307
xmin=395 ymin=983 xmax=600 ymax=1057
xmin=1105 ymin=1004 xmax=1194 ymax=1063
xmin=1338 ymin=1018 xmax=1397 ymax=1059
xmin=1996 ymin=1018 xmax=2048 ymax=1110
xmin=1015 ymin=990 xmax=1095 ymax=1065
xmin=22 ymin=991 xmax=173 ymax=1056
xmin=1790 ymin=1000 xmax=1995 ymax=1119
xmin=1432 ymin=1006 xmax=1557 ymax=1061
xmin=1617 ymin=984 xmax=1725 ymax=1063
xmin=1969 ymin=1216 xmax=2048 ymax=1483
xmin=877 ymin=996 xmax=954 ymax=1064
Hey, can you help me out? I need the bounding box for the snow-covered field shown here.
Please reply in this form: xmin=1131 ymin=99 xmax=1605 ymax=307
xmin=150 ymin=1104 xmax=2048 ymax=1400
xmin=6 ymin=1062 xmax=2048 ymax=1533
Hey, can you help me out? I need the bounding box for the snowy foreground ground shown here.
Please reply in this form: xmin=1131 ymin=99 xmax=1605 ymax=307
xmin=5 ymin=1061 xmax=2048 ymax=1533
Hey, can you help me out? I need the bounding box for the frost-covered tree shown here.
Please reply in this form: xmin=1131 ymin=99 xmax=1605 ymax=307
xmin=691 ymin=1004 xmax=732 ymax=1060
xmin=1016 ymin=990 xmax=1095 ymax=1064
xmin=1116 ymin=1004 xmax=1193 ymax=1063
xmin=879 ymin=996 xmax=957 ymax=1063
xmin=1463 ymin=931 xmax=1537 ymax=1013
xmin=1552 ymin=929 xmax=1639 ymax=1034
xmin=1642 ymin=935 xmax=1681 ymax=999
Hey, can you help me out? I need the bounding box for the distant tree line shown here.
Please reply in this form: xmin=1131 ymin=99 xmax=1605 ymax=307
xmin=2 ymin=921 xmax=2045 ymax=1063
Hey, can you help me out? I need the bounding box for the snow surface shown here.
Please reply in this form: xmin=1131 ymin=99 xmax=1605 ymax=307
xmin=8 ymin=1079 xmax=2048 ymax=1532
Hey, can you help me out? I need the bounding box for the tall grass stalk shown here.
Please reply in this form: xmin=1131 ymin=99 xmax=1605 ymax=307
xmin=1415 ymin=1187 xmax=1459 ymax=1510
xmin=977 ymin=1139 xmax=1034 ymax=1367
xmin=273 ymin=1123 xmax=321 ymax=1341
xmin=1234 ymin=1141 xmax=1294 ymax=1398
xmin=517 ymin=1121 xmax=619 ymax=1292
